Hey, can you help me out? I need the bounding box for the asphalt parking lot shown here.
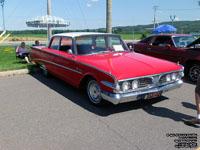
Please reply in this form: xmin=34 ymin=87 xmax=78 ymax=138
xmin=0 ymin=73 xmax=199 ymax=150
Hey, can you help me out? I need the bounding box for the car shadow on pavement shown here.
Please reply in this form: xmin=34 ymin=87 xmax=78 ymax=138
xmin=182 ymin=77 xmax=196 ymax=85
xmin=30 ymin=72 xmax=169 ymax=117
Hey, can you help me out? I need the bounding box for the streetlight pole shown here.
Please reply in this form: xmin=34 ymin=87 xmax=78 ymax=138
xmin=153 ymin=6 xmax=158 ymax=29
xmin=47 ymin=0 xmax=52 ymax=41
xmin=170 ymin=15 xmax=176 ymax=26
xmin=0 ymin=0 xmax=6 ymax=31
xmin=106 ymin=0 xmax=112 ymax=33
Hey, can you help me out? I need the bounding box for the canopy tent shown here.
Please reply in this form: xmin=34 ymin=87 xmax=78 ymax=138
xmin=152 ymin=24 xmax=177 ymax=34
xmin=26 ymin=15 xmax=70 ymax=41
xmin=26 ymin=15 xmax=70 ymax=28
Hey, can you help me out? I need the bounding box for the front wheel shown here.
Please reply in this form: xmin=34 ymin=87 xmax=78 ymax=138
xmin=87 ymin=79 xmax=104 ymax=105
xmin=188 ymin=63 xmax=200 ymax=82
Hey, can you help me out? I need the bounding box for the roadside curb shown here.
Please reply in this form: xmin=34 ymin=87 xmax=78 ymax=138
xmin=0 ymin=69 xmax=29 ymax=77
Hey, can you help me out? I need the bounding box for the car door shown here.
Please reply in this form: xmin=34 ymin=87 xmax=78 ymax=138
xmin=166 ymin=46 xmax=186 ymax=64
xmin=134 ymin=36 xmax=153 ymax=54
xmin=146 ymin=36 xmax=174 ymax=61
xmin=45 ymin=36 xmax=61 ymax=75
xmin=54 ymin=37 xmax=81 ymax=86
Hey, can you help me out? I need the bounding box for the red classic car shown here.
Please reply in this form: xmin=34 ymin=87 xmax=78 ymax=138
xmin=127 ymin=34 xmax=200 ymax=81
xmin=30 ymin=32 xmax=183 ymax=105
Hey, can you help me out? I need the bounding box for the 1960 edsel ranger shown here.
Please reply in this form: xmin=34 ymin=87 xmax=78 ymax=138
xmin=30 ymin=32 xmax=184 ymax=105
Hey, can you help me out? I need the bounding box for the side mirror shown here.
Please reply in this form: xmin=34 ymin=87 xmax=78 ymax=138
xmin=166 ymin=44 xmax=171 ymax=48
xmin=128 ymin=44 xmax=134 ymax=51
xmin=67 ymin=49 xmax=72 ymax=54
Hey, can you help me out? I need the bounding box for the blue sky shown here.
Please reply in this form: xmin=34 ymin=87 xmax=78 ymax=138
xmin=1 ymin=0 xmax=200 ymax=30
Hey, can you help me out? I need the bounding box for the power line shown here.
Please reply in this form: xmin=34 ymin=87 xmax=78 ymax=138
xmin=158 ymin=8 xmax=200 ymax=11
xmin=76 ymin=0 xmax=89 ymax=29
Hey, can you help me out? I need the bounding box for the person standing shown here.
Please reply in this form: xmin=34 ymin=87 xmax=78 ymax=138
xmin=186 ymin=76 xmax=200 ymax=124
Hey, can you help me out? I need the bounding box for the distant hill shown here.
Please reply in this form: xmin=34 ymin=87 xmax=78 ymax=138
xmin=8 ymin=20 xmax=200 ymax=35
xmin=113 ymin=20 xmax=200 ymax=34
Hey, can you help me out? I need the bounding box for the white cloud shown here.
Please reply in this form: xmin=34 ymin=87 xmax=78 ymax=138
xmin=86 ymin=2 xmax=92 ymax=7
xmin=175 ymin=17 xmax=179 ymax=21
xmin=86 ymin=0 xmax=99 ymax=7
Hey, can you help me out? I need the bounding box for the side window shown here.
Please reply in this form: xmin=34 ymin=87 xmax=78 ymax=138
xmin=49 ymin=37 xmax=60 ymax=50
xmin=152 ymin=36 xmax=174 ymax=47
xmin=152 ymin=37 xmax=164 ymax=46
xmin=165 ymin=37 xmax=174 ymax=46
xmin=59 ymin=37 xmax=73 ymax=53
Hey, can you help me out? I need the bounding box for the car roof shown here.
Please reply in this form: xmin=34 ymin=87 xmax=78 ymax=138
xmin=53 ymin=32 xmax=118 ymax=38
xmin=151 ymin=34 xmax=193 ymax=37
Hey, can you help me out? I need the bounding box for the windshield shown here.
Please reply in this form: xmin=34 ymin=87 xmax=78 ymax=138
xmin=75 ymin=35 xmax=129 ymax=55
xmin=173 ymin=36 xmax=196 ymax=48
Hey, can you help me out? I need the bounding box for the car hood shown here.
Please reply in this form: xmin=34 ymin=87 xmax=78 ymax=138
xmin=77 ymin=52 xmax=182 ymax=80
xmin=186 ymin=37 xmax=200 ymax=47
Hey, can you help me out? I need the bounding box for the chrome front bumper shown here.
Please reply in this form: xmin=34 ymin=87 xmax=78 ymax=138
xmin=101 ymin=80 xmax=183 ymax=105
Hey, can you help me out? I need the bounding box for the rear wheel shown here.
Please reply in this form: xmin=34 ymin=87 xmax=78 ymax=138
xmin=87 ymin=79 xmax=104 ymax=105
xmin=40 ymin=64 xmax=49 ymax=77
xmin=188 ymin=63 xmax=200 ymax=82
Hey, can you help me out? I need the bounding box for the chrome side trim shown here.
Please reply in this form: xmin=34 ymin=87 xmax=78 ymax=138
xmin=31 ymin=47 xmax=76 ymax=62
xmin=32 ymin=58 xmax=82 ymax=75
xmin=101 ymin=81 xmax=117 ymax=89
xmin=101 ymin=80 xmax=183 ymax=105
xmin=31 ymin=47 xmax=118 ymax=83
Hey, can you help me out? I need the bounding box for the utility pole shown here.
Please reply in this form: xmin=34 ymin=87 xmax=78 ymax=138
xmin=0 ymin=0 xmax=5 ymax=31
xmin=170 ymin=15 xmax=176 ymax=26
xmin=153 ymin=6 xmax=158 ymax=29
xmin=106 ymin=0 xmax=112 ymax=33
xmin=47 ymin=0 xmax=52 ymax=41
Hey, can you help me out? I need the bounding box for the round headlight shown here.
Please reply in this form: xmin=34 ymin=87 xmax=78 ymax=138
xmin=166 ymin=74 xmax=171 ymax=82
xmin=122 ymin=81 xmax=130 ymax=91
xmin=178 ymin=72 xmax=184 ymax=79
xmin=171 ymin=73 xmax=177 ymax=80
xmin=132 ymin=80 xmax=139 ymax=89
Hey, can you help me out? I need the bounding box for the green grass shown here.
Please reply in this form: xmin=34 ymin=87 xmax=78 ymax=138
xmin=10 ymin=33 xmax=151 ymax=40
xmin=0 ymin=45 xmax=32 ymax=71
xmin=120 ymin=33 xmax=152 ymax=40
xmin=10 ymin=34 xmax=47 ymax=38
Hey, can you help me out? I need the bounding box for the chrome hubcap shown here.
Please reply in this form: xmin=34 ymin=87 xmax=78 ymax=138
xmin=88 ymin=80 xmax=101 ymax=104
xmin=190 ymin=64 xmax=200 ymax=81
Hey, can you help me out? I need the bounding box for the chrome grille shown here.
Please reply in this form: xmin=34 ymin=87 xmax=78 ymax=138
xmin=159 ymin=74 xmax=167 ymax=84
xmin=138 ymin=77 xmax=153 ymax=88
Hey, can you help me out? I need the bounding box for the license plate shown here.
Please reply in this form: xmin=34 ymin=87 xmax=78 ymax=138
xmin=146 ymin=91 xmax=161 ymax=99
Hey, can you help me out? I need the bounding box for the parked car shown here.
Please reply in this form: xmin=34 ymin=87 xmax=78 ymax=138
xmin=30 ymin=32 xmax=184 ymax=105
xmin=127 ymin=34 xmax=200 ymax=82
